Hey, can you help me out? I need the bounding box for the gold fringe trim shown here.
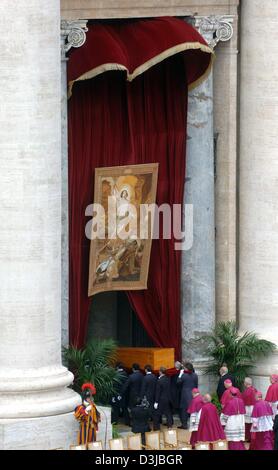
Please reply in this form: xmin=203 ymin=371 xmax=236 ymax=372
xmin=188 ymin=53 xmax=215 ymax=91
xmin=68 ymin=63 xmax=128 ymax=99
xmin=68 ymin=41 xmax=214 ymax=98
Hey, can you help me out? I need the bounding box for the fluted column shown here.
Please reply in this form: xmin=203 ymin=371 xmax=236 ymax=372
xmin=0 ymin=1 xmax=80 ymax=449
xmin=60 ymin=20 xmax=88 ymax=347
xmin=239 ymin=0 xmax=278 ymax=392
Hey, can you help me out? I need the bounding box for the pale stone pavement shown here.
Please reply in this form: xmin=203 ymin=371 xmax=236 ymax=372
xmin=116 ymin=418 xmax=251 ymax=450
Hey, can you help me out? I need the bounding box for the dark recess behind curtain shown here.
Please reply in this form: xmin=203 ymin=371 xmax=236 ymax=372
xmin=68 ymin=55 xmax=187 ymax=359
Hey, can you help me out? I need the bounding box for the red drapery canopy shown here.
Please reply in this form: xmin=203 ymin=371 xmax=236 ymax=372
xmin=68 ymin=17 xmax=213 ymax=96
xmin=68 ymin=17 xmax=213 ymax=358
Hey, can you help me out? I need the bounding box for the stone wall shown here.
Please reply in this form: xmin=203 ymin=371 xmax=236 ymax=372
xmin=61 ymin=0 xmax=239 ymax=19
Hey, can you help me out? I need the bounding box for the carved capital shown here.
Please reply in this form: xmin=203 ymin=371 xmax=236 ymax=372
xmin=61 ymin=20 xmax=88 ymax=60
xmin=193 ymin=15 xmax=234 ymax=49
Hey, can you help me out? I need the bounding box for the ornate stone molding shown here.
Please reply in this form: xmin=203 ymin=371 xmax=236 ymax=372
xmin=193 ymin=15 xmax=234 ymax=49
xmin=61 ymin=20 xmax=88 ymax=59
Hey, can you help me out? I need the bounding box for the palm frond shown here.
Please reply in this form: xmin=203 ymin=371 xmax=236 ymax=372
xmin=64 ymin=338 xmax=120 ymax=405
xmin=86 ymin=338 xmax=118 ymax=366
xmin=211 ymin=393 xmax=222 ymax=414
xmin=200 ymin=321 xmax=276 ymax=389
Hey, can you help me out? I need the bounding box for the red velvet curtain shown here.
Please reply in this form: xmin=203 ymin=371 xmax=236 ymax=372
xmin=68 ymin=54 xmax=187 ymax=358
xmin=67 ymin=17 xmax=212 ymax=96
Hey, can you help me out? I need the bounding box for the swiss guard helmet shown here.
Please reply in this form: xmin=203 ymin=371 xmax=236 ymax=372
xmin=81 ymin=383 xmax=96 ymax=402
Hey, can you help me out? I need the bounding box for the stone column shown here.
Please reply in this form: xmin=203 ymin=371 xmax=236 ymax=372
xmin=181 ymin=16 xmax=234 ymax=391
xmin=182 ymin=72 xmax=215 ymax=365
xmin=60 ymin=20 xmax=88 ymax=347
xmin=213 ymin=15 xmax=239 ymax=324
xmin=0 ymin=1 xmax=80 ymax=449
xmin=239 ymin=0 xmax=278 ymax=393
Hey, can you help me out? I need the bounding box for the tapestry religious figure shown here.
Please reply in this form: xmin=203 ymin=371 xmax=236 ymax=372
xmin=88 ymin=163 xmax=159 ymax=296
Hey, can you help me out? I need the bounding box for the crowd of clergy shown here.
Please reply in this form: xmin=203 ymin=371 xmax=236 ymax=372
xmin=111 ymin=363 xmax=278 ymax=451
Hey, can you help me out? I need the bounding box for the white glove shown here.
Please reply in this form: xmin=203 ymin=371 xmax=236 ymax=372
xmin=112 ymin=397 xmax=116 ymax=404
xmin=117 ymin=395 xmax=122 ymax=401
xmin=85 ymin=405 xmax=92 ymax=413
xmin=154 ymin=403 xmax=158 ymax=410
xmin=178 ymin=369 xmax=184 ymax=378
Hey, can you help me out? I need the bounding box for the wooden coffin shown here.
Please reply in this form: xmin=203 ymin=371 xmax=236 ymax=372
xmin=116 ymin=347 xmax=175 ymax=371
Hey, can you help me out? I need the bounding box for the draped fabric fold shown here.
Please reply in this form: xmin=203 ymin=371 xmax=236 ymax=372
xmin=68 ymin=17 xmax=213 ymax=358
xmin=68 ymin=17 xmax=213 ymax=97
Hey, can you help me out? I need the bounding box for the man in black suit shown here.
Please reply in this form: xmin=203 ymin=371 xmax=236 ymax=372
xmin=111 ymin=362 xmax=130 ymax=425
xmin=170 ymin=361 xmax=183 ymax=414
xmin=216 ymin=366 xmax=235 ymax=400
xmin=153 ymin=367 xmax=173 ymax=430
xmin=141 ymin=365 xmax=157 ymax=408
xmin=177 ymin=362 xmax=198 ymax=429
xmin=130 ymin=398 xmax=151 ymax=446
xmin=121 ymin=363 xmax=144 ymax=410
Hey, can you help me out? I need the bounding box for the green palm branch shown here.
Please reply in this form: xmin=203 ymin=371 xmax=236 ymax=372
xmin=199 ymin=321 xmax=276 ymax=389
xmin=63 ymin=338 xmax=121 ymax=405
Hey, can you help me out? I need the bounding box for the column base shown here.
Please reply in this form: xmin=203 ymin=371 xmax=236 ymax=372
xmin=0 ymin=412 xmax=79 ymax=450
xmin=250 ymin=351 xmax=278 ymax=396
xmin=0 ymin=366 xmax=81 ymax=418
xmin=0 ymin=406 xmax=112 ymax=450
xmin=95 ymin=406 xmax=113 ymax=449
xmin=192 ymin=359 xmax=218 ymax=395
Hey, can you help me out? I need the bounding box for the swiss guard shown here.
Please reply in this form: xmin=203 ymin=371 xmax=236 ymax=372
xmin=74 ymin=383 xmax=101 ymax=445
